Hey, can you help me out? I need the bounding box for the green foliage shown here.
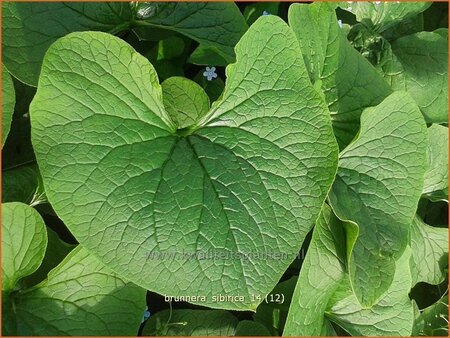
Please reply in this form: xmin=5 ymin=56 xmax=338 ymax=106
xmin=2 ymin=203 xmax=47 ymax=293
xmin=380 ymin=31 xmax=448 ymax=124
xmin=2 ymin=65 xmax=15 ymax=146
xmin=161 ymin=76 xmax=210 ymax=129
xmin=2 ymin=164 xmax=46 ymax=205
xmin=423 ymin=125 xmax=449 ymax=202
xmin=329 ymin=92 xmax=428 ymax=306
xmin=2 ymin=2 xmax=132 ymax=86
xmin=414 ymin=294 xmax=449 ymax=336
xmin=1 ymin=203 xmax=146 ymax=336
xmin=132 ymin=2 xmax=248 ymax=66
xmin=284 ymin=205 xmax=353 ymax=336
xmin=342 ymin=2 xmax=431 ymax=33
xmin=253 ymin=276 xmax=298 ymax=335
xmin=288 ymin=2 xmax=392 ymax=149
xmin=343 ymin=1 xmax=448 ymax=125
xmin=143 ymin=309 xmax=238 ymax=336
xmin=30 ymin=17 xmax=338 ymax=311
xmin=410 ymin=216 xmax=448 ymax=286
xmin=2 ymin=1 xmax=447 ymax=336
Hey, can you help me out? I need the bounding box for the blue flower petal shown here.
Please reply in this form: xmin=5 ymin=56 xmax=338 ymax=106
xmin=141 ymin=306 xmax=151 ymax=323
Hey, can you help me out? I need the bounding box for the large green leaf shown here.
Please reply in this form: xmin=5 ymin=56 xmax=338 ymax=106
xmin=2 ymin=65 xmax=15 ymax=146
xmin=1 ymin=2 xmax=132 ymax=86
xmin=142 ymin=309 xmax=238 ymax=336
xmin=326 ymin=247 xmax=415 ymax=336
xmin=283 ymin=205 xmax=356 ymax=336
xmin=1 ymin=202 xmax=47 ymax=293
xmin=12 ymin=246 xmax=146 ymax=336
xmin=423 ymin=124 xmax=448 ymax=202
xmin=329 ymin=92 xmax=428 ymax=306
xmin=132 ymin=2 xmax=248 ymax=66
xmin=378 ymin=31 xmax=448 ymax=124
xmin=410 ymin=216 xmax=448 ymax=286
xmin=288 ymin=2 xmax=392 ymax=149
xmin=161 ymin=76 xmax=210 ymax=129
xmin=342 ymin=1 xmax=431 ymax=33
xmin=30 ymin=17 xmax=338 ymax=310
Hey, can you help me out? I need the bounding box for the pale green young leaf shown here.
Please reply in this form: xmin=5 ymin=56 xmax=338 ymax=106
xmin=422 ymin=125 xmax=448 ymax=202
xmin=288 ymin=2 xmax=392 ymax=149
xmin=30 ymin=17 xmax=338 ymax=310
xmin=133 ymin=2 xmax=248 ymax=66
xmin=2 ymin=65 xmax=15 ymax=146
xmin=161 ymin=77 xmax=210 ymax=129
xmin=326 ymin=247 xmax=415 ymax=336
xmin=329 ymin=92 xmax=428 ymax=306
xmin=2 ymin=2 xmax=132 ymax=86
xmin=342 ymin=2 xmax=431 ymax=32
xmin=142 ymin=309 xmax=238 ymax=336
xmin=12 ymin=246 xmax=146 ymax=336
xmin=378 ymin=31 xmax=448 ymax=123
xmin=1 ymin=202 xmax=47 ymax=292
xmin=410 ymin=216 xmax=448 ymax=286
xmin=283 ymin=204 xmax=356 ymax=336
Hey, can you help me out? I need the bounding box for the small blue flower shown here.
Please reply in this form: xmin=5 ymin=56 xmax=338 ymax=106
xmin=203 ymin=67 xmax=218 ymax=81
xmin=338 ymin=20 xmax=343 ymax=28
xmin=262 ymin=10 xmax=270 ymax=16
xmin=141 ymin=306 xmax=150 ymax=323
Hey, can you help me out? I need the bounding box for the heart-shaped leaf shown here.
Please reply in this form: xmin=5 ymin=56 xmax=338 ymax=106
xmin=30 ymin=16 xmax=338 ymax=310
